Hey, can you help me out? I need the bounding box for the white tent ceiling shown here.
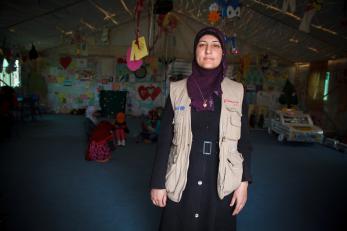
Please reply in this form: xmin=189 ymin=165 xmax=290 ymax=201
xmin=1 ymin=0 xmax=346 ymax=63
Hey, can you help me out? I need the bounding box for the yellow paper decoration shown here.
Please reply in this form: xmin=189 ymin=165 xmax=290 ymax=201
xmin=130 ymin=36 xmax=148 ymax=61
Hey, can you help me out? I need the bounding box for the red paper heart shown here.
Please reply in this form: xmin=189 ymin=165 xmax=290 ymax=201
xmin=138 ymin=86 xmax=161 ymax=100
xmin=60 ymin=56 xmax=72 ymax=69
xmin=138 ymin=86 xmax=150 ymax=100
xmin=150 ymin=87 xmax=161 ymax=100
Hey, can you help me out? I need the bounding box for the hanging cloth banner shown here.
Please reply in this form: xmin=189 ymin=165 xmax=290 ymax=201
xmin=282 ymin=0 xmax=296 ymax=13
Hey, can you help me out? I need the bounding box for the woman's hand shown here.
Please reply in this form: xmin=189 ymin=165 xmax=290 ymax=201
xmin=230 ymin=181 xmax=248 ymax=216
xmin=151 ymin=189 xmax=167 ymax=207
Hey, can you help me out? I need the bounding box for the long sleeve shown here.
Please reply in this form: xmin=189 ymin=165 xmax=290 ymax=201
xmin=150 ymin=96 xmax=174 ymax=189
xmin=238 ymin=97 xmax=253 ymax=183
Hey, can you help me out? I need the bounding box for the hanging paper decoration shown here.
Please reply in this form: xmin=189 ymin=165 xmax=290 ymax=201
xmin=226 ymin=0 xmax=241 ymax=19
xmin=299 ymin=0 xmax=323 ymax=33
xmin=126 ymin=47 xmax=143 ymax=71
xmin=208 ymin=3 xmax=221 ymax=24
xmin=153 ymin=0 xmax=173 ymax=15
xmin=29 ymin=44 xmax=39 ymax=60
xmin=128 ymin=0 xmax=148 ymax=64
xmin=60 ymin=56 xmax=72 ymax=69
xmin=130 ymin=36 xmax=148 ymax=61
xmin=282 ymin=0 xmax=296 ymax=13
xmin=101 ymin=27 xmax=110 ymax=44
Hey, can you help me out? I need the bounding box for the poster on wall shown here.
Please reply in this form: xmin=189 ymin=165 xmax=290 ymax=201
xmin=75 ymin=58 xmax=88 ymax=69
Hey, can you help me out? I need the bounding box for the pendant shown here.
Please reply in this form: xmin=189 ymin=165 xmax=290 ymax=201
xmin=203 ymin=101 xmax=207 ymax=108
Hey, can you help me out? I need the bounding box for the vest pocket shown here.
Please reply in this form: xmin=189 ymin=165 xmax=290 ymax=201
xmin=165 ymin=144 xmax=179 ymax=193
xmin=228 ymin=112 xmax=242 ymax=140
xmin=223 ymin=151 xmax=243 ymax=195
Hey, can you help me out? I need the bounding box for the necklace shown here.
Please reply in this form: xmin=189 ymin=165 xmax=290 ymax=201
xmin=192 ymin=77 xmax=208 ymax=108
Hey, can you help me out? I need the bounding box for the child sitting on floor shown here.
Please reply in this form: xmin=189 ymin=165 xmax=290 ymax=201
xmin=137 ymin=108 xmax=161 ymax=144
xmin=84 ymin=106 xmax=114 ymax=163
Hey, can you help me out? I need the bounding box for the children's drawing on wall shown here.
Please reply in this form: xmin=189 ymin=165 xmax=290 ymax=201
xmin=137 ymin=85 xmax=161 ymax=101
xmin=77 ymin=70 xmax=94 ymax=81
xmin=145 ymin=56 xmax=159 ymax=77
xmin=116 ymin=60 xmax=130 ymax=82
xmin=44 ymin=56 xmax=100 ymax=113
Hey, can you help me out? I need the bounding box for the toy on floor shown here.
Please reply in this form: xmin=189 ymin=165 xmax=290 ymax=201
xmin=114 ymin=112 xmax=129 ymax=146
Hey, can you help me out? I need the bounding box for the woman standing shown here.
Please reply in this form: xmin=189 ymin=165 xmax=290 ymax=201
xmin=150 ymin=27 xmax=252 ymax=231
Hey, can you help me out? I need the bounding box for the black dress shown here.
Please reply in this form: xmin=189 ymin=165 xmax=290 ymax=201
xmin=150 ymin=94 xmax=252 ymax=231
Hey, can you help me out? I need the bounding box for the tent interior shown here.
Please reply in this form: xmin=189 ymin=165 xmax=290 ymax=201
xmin=1 ymin=0 xmax=347 ymax=140
xmin=1 ymin=1 xmax=347 ymax=231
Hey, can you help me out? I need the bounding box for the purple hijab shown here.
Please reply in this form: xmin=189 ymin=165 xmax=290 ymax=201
xmin=187 ymin=27 xmax=227 ymax=112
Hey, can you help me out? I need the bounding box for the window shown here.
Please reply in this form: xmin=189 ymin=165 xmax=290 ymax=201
xmin=323 ymin=71 xmax=330 ymax=101
xmin=0 ymin=58 xmax=21 ymax=87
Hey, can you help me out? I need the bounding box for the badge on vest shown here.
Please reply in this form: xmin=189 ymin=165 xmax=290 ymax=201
xmin=175 ymin=106 xmax=185 ymax=111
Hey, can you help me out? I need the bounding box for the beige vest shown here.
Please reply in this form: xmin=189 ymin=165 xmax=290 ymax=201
xmin=166 ymin=78 xmax=244 ymax=202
